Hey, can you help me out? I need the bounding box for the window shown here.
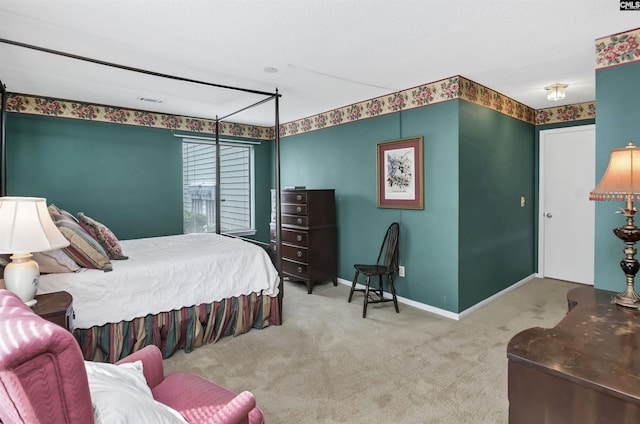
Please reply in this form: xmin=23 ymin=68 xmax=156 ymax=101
xmin=182 ymin=139 xmax=255 ymax=235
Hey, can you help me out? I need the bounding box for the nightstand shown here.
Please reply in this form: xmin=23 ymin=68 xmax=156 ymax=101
xmin=32 ymin=291 xmax=74 ymax=332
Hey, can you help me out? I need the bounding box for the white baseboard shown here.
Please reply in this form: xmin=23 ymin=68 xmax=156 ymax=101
xmin=338 ymin=277 xmax=458 ymax=320
xmin=457 ymin=274 xmax=535 ymax=319
xmin=338 ymin=273 xmax=536 ymax=321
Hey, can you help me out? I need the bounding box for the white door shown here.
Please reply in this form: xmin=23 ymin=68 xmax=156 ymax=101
xmin=539 ymin=125 xmax=595 ymax=284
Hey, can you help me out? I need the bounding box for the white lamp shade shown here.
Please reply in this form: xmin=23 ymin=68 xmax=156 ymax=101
xmin=0 ymin=197 xmax=69 ymax=253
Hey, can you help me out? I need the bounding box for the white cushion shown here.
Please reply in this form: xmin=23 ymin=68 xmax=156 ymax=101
xmin=33 ymin=249 xmax=81 ymax=273
xmin=84 ymin=360 xmax=188 ymax=424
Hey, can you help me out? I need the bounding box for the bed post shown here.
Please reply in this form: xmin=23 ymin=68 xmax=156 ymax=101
xmin=215 ymin=117 xmax=221 ymax=235
xmin=275 ymin=89 xmax=283 ymax=323
xmin=0 ymin=79 xmax=6 ymax=197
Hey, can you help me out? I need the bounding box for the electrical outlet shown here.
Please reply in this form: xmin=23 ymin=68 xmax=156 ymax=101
xmin=398 ymin=265 xmax=405 ymax=277
xmin=520 ymin=196 xmax=526 ymax=207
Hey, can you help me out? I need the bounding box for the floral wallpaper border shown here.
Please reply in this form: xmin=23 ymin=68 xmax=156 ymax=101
xmin=278 ymin=77 xmax=596 ymax=135
xmin=535 ymin=102 xmax=596 ymax=125
xmin=3 ymin=77 xmax=596 ymax=140
xmin=4 ymin=27 xmax=636 ymax=139
xmin=4 ymin=93 xmax=275 ymax=140
xmin=279 ymin=76 xmax=540 ymax=137
xmin=279 ymin=76 xmax=461 ymax=137
xmin=596 ymin=27 xmax=640 ymax=69
xmin=459 ymin=78 xmax=536 ymax=123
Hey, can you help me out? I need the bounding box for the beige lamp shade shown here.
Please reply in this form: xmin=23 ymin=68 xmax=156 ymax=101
xmin=0 ymin=197 xmax=69 ymax=254
xmin=590 ymin=142 xmax=640 ymax=201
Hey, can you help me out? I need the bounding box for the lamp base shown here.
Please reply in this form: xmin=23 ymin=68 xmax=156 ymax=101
xmin=612 ymin=286 xmax=640 ymax=308
xmin=612 ymin=206 xmax=640 ymax=309
xmin=4 ymin=252 xmax=39 ymax=307
xmin=23 ymin=298 xmax=37 ymax=307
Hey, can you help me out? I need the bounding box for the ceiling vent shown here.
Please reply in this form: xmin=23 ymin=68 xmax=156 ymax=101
xmin=137 ymin=97 xmax=163 ymax=103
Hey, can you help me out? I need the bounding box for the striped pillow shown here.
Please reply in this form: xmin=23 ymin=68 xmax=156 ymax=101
xmin=49 ymin=206 xmax=112 ymax=272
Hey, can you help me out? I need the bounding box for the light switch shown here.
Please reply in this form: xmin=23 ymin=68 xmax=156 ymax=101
xmin=520 ymin=196 xmax=526 ymax=207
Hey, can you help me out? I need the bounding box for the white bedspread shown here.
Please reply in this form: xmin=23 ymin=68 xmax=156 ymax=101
xmin=38 ymin=233 xmax=279 ymax=329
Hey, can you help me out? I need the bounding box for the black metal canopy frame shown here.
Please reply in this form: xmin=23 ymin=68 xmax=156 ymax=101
xmin=0 ymin=38 xmax=284 ymax=319
xmin=0 ymin=78 xmax=6 ymax=197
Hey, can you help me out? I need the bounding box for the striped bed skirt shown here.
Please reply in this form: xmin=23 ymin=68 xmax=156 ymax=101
xmin=74 ymin=292 xmax=280 ymax=363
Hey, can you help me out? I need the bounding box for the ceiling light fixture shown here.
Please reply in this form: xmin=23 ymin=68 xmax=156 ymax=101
xmin=544 ymin=83 xmax=568 ymax=101
xmin=264 ymin=67 xmax=279 ymax=73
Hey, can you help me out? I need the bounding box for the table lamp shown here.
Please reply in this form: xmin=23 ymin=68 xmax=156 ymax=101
xmin=590 ymin=142 xmax=640 ymax=308
xmin=0 ymin=197 xmax=69 ymax=306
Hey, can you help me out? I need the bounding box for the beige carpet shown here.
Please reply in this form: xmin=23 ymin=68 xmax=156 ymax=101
xmin=163 ymin=278 xmax=580 ymax=423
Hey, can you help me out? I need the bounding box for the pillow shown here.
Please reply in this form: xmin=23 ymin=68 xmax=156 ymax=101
xmin=49 ymin=207 xmax=112 ymax=272
xmin=77 ymin=212 xmax=128 ymax=260
xmin=48 ymin=203 xmax=61 ymax=215
xmin=48 ymin=204 xmax=78 ymax=222
xmin=32 ymin=249 xmax=81 ymax=273
xmin=84 ymin=360 xmax=188 ymax=424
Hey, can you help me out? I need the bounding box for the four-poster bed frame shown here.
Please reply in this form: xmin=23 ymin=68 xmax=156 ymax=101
xmin=0 ymin=38 xmax=284 ymax=360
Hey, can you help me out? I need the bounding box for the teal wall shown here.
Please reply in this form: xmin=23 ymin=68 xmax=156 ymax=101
xmin=280 ymin=99 xmax=536 ymax=313
xmin=4 ymin=97 xmax=543 ymax=314
xmin=458 ymin=101 xmax=536 ymax=310
xmin=5 ymin=113 xmax=274 ymax=241
xmin=252 ymin=136 xmax=276 ymax=243
xmin=594 ymin=61 xmax=640 ymax=292
xmin=281 ymin=101 xmax=463 ymax=312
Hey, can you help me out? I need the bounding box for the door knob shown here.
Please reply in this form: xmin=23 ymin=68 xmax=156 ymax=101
xmin=546 ymin=213 xmax=553 ymax=218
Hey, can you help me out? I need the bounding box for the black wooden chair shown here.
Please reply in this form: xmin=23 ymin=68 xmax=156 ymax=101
xmin=348 ymin=222 xmax=400 ymax=318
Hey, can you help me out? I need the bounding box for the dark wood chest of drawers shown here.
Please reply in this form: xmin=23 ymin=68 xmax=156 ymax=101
xmin=271 ymin=189 xmax=337 ymax=294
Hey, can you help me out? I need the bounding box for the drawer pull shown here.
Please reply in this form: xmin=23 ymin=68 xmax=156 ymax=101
xmin=296 ymin=235 xmax=303 ymax=242
xmin=296 ymin=206 xmax=302 ymax=213
xmin=297 ymin=251 xmax=303 ymax=258
xmin=297 ymin=266 xmax=303 ymax=273
xmin=296 ymin=195 xmax=302 ymax=201
xmin=297 ymin=218 xmax=303 ymax=224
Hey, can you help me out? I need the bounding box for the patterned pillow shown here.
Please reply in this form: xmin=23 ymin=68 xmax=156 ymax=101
xmin=77 ymin=213 xmax=128 ymax=260
xmin=49 ymin=207 xmax=112 ymax=272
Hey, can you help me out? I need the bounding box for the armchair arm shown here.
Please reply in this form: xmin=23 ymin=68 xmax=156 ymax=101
xmin=203 ymin=391 xmax=256 ymax=424
xmin=116 ymin=345 xmax=165 ymax=389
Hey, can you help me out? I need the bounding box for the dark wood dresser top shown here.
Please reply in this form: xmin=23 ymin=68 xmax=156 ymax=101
xmin=508 ymin=286 xmax=640 ymax=404
xmin=32 ymin=291 xmax=73 ymax=318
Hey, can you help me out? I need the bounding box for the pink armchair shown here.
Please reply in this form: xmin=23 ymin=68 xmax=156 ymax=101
xmin=0 ymin=289 xmax=265 ymax=424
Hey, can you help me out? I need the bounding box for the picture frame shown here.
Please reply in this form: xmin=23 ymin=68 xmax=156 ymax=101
xmin=376 ymin=136 xmax=424 ymax=209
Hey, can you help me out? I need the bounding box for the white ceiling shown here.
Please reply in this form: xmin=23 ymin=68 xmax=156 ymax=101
xmin=0 ymin=1 xmax=638 ymax=127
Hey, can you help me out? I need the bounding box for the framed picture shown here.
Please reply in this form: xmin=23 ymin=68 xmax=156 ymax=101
xmin=377 ymin=136 xmax=424 ymax=209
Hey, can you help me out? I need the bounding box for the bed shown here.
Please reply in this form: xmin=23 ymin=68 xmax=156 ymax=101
xmin=38 ymin=233 xmax=281 ymax=362
xmin=0 ymin=40 xmax=287 ymax=364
